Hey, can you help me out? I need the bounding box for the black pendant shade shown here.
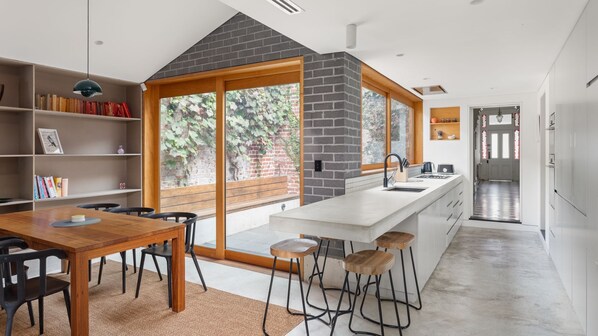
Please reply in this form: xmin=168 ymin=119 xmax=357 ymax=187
xmin=74 ymin=0 xmax=102 ymax=98
xmin=73 ymin=78 xmax=102 ymax=98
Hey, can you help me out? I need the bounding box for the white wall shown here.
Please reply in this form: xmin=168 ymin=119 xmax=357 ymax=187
xmin=423 ymin=93 xmax=541 ymax=226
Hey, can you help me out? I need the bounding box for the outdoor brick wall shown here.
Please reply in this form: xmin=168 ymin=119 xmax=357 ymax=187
xmin=150 ymin=12 xmax=362 ymax=257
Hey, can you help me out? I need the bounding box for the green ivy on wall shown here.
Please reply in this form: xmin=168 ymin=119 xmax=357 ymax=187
xmin=160 ymin=84 xmax=300 ymax=186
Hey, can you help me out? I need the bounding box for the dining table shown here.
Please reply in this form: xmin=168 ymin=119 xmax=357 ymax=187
xmin=0 ymin=206 xmax=187 ymax=336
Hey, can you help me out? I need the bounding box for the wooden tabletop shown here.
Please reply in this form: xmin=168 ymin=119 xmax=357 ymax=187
xmin=0 ymin=207 xmax=184 ymax=253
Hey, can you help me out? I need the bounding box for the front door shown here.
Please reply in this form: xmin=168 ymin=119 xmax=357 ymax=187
xmin=488 ymin=131 xmax=513 ymax=180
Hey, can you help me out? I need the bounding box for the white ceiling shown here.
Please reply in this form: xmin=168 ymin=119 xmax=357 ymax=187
xmin=0 ymin=0 xmax=588 ymax=98
xmin=0 ymin=0 xmax=237 ymax=83
xmin=219 ymin=0 xmax=588 ymax=99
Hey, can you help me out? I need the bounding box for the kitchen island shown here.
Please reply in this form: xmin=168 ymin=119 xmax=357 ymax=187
xmin=270 ymin=174 xmax=465 ymax=292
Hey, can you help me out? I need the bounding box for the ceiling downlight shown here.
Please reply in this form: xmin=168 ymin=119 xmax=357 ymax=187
xmin=266 ymin=0 xmax=304 ymax=15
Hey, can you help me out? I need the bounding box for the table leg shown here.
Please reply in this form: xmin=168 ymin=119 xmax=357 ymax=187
xmin=171 ymin=227 xmax=186 ymax=312
xmin=69 ymin=252 xmax=89 ymax=336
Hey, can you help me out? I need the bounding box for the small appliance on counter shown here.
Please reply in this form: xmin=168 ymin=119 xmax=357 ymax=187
xmin=421 ymin=162 xmax=435 ymax=174
xmin=437 ymin=164 xmax=455 ymax=174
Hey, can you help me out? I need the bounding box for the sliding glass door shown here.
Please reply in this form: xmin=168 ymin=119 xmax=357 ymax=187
xmin=155 ymin=62 xmax=302 ymax=267
xmin=224 ymin=83 xmax=300 ymax=257
xmin=159 ymin=91 xmax=217 ymax=248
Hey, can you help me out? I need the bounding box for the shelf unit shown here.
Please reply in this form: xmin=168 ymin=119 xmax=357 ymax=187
xmin=430 ymin=107 xmax=461 ymax=141
xmin=0 ymin=57 xmax=143 ymax=214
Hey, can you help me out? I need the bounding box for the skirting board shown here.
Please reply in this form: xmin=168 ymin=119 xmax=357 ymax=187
xmin=463 ymin=219 xmax=539 ymax=232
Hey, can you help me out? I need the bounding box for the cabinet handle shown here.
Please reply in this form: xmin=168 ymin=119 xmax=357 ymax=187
xmin=453 ymin=201 xmax=458 ymax=208
xmin=459 ymin=191 xmax=463 ymax=196
xmin=459 ymin=201 xmax=463 ymax=206
xmin=447 ymin=201 xmax=453 ymax=208
xmin=588 ymin=74 xmax=598 ymax=88
xmin=446 ymin=213 xmax=453 ymax=222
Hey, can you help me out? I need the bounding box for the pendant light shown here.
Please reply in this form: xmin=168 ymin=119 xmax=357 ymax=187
xmin=496 ymin=107 xmax=503 ymax=123
xmin=73 ymin=0 xmax=102 ymax=98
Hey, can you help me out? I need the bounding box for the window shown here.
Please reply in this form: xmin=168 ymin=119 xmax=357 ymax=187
xmin=489 ymin=113 xmax=512 ymax=125
xmin=391 ymin=99 xmax=413 ymax=160
xmin=361 ymin=87 xmax=386 ymax=165
xmin=491 ymin=133 xmax=499 ymax=159
xmin=502 ymin=133 xmax=510 ymax=159
xmin=360 ymin=65 xmax=420 ymax=170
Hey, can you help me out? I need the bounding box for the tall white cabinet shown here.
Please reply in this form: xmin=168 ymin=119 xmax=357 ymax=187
xmin=0 ymin=58 xmax=143 ymax=214
xmin=548 ymin=1 xmax=598 ymax=334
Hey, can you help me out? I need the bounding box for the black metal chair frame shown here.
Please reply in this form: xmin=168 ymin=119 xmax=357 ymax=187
xmin=330 ymin=269 xmax=403 ymax=336
xmin=0 ymin=238 xmax=71 ymax=336
xmin=135 ymin=212 xmax=207 ymax=308
xmin=93 ymin=207 xmax=157 ymax=294
xmin=305 ymin=238 xmax=360 ymax=313
xmin=359 ymin=246 xmax=422 ymax=329
xmin=262 ymin=254 xmax=331 ymax=336
xmin=0 ymin=236 xmax=35 ymax=329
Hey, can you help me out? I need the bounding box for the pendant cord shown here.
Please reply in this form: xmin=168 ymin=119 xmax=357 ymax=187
xmin=87 ymin=0 xmax=90 ymax=79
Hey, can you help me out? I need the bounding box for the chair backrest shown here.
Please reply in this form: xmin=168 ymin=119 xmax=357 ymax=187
xmin=0 ymin=239 xmax=67 ymax=307
xmin=109 ymin=207 xmax=155 ymax=216
xmin=145 ymin=212 xmax=198 ymax=253
xmin=77 ymin=203 xmax=120 ymax=211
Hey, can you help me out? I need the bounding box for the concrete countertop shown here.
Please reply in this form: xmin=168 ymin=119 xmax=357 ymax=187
xmin=270 ymin=174 xmax=464 ymax=243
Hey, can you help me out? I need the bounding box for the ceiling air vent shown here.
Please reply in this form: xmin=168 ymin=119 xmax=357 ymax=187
xmin=413 ymin=85 xmax=447 ymax=96
xmin=267 ymin=0 xmax=304 ymax=15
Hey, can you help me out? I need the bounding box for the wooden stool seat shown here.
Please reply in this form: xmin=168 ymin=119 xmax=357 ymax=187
xmin=343 ymin=250 xmax=395 ymax=276
xmin=270 ymin=238 xmax=319 ymax=259
xmin=376 ymin=231 xmax=415 ymax=250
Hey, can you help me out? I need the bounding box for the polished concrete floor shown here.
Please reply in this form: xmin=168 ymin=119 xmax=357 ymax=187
xmin=472 ymin=181 xmax=521 ymax=222
xmin=111 ymin=226 xmax=583 ymax=335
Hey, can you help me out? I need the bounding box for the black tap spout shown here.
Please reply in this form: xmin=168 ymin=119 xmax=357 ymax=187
xmin=383 ymin=153 xmax=404 ymax=188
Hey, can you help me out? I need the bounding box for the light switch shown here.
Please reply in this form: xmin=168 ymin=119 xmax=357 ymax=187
xmin=314 ymin=160 xmax=322 ymax=172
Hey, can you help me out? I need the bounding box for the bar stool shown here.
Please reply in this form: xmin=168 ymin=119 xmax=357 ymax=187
xmin=360 ymin=231 xmax=422 ymax=330
xmin=306 ymin=237 xmax=360 ymax=312
xmin=330 ymin=250 xmax=402 ymax=336
xmin=262 ymin=238 xmax=331 ymax=336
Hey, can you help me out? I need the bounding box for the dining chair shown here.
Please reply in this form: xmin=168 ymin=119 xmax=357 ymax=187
xmin=66 ymin=203 xmax=121 ymax=282
xmin=93 ymin=207 xmax=158 ymax=293
xmin=0 ymin=236 xmax=34 ymax=328
xmin=135 ymin=212 xmax=207 ymax=308
xmin=0 ymin=238 xmax=71 ymax=336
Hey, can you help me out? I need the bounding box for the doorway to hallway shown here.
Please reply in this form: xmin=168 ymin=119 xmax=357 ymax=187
xmin=471 ymin=106 xmax=521 ymax=223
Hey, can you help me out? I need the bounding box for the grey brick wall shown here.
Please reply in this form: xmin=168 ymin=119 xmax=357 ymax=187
xmin=150 ymin=12 xmax=362 ymax=258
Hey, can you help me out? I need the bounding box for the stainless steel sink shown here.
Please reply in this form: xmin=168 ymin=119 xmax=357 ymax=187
xmin=385 ymin=187 xmax=427 ymax=193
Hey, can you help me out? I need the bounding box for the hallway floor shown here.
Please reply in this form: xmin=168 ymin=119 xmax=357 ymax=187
xmin=472 ymin=180 xmax=520 ymax=222
xmin=111 ymin=226 xmax=583 ymax=335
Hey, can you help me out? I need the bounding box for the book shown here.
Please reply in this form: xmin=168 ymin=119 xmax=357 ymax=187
xmin=53 ymin=177 xmax=62 ymax=198
xmin=33 ymin=177 xmax=39 ymax=200
xmin=61 ymin=178 xmax=69 ymax=197
xmin=44 ymin=176 xmax=57 ymax=198
xmin=36 ymin=176 xmax=47 ymax=199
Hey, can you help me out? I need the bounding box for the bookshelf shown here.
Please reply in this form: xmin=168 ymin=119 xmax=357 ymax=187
xmin=430 ymin=106 xmax=461 ymax=141
xmin=0 ymin=57 xmax=142 ymax=214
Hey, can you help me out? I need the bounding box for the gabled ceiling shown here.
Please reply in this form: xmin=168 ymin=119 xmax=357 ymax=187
xmin=218 ymin=0 xmax=588 ymax=99
xmin=0 ymin=0 xmax=237 ymax=83
xmin=0 ymin=0 xmax=588 ymax=98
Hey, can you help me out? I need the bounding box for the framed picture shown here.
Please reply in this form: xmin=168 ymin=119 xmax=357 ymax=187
xmin=37 ymin=128 xmax=64 ymax=154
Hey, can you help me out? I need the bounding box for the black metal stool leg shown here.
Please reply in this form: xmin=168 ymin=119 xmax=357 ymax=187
xmin=409 ymin=246 xmax=422 ymax=310
xmin=296 ymin=258 xmax=310 ymax=336
xmin=388 ymin=271 xmax=403 ymax=335
xmin=262 ymin=257 xmax=277 ymax=336
xmin=375 ymin=275 xmax=385 ymax=336
xmin=305 ymin=240 xmax=324 ymax=304
xmin=329 ymin=271 xmax=349 ymax=336
xmin=311 ymin=252 xmax=332 ymax=324
xmin=400 ymin=249 xmax=411 ymax=328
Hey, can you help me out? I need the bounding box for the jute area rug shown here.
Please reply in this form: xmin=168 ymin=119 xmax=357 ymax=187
xmin=1 ymin=261 xmax=303 ymax=335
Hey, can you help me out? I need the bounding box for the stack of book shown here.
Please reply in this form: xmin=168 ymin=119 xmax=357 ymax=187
xmin=35 ymin=94 xmax=131 ymax=118
xmin=34 ymin=176 xmax=68 ymax=200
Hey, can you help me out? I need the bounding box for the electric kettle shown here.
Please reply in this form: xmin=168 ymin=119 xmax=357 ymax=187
xmin=421 ymin=162 xmax=434 ymax=173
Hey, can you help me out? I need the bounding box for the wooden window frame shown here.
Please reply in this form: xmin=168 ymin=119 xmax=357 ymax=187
xmin=360 ymin=64 xmax=423 ymax=172
xmin=142 ymin=58 xmax=304 ymax=272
